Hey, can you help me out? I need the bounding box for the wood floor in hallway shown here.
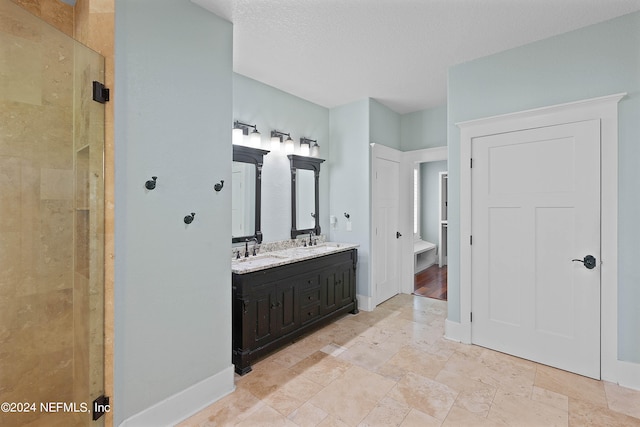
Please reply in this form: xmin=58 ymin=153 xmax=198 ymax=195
xmin=414 ymin=265 xmax=447 ymax=301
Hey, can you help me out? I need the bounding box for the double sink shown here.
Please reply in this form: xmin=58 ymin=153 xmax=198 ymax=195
xmin=232 ymin=242 xmax=357 ymax=274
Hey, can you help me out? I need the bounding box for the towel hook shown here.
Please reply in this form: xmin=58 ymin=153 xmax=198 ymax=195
xmin=184 ymin=212 xmax=196 ymax=224
xmin=145 ymin=176 xmax=158 ymax=190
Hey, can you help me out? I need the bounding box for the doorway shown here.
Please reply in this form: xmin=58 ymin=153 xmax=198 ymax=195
xmin=413 ymin=160 xmax=448 ymax=301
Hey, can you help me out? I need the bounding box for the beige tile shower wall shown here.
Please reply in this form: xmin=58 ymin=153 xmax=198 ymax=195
xmin=7 ymin=1 xmax=114 ymax=426
xmin=0 ymin=2 xmax=76 ymax=426
xmin=9 ymin=0 xmax=73 ymax=36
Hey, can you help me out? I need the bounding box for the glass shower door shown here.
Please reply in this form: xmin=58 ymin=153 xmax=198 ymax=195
xmin=0 ymin=1 xmax=105 ymax=426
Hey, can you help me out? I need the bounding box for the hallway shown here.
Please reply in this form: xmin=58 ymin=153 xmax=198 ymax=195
xmin=179 ymin=294 xmax=640 ymax=426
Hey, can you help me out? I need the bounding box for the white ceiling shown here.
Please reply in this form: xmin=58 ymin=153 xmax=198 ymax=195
xmin=193 ymin=0 xmax=640 ymax=114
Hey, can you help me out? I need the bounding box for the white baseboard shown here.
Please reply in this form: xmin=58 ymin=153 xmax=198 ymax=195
xmin=356 ymin=294 xmax=374 ymax=311
xmin=119 ymin=365 xmax=235 ymax=427
xmin=444 ymin=319 xmax=471 ymax=344
xmin=616 ymin=360 xmax=640 ymax=391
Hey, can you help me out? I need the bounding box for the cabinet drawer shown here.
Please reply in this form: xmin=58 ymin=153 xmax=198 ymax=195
xmin=301 ymin=303 xmax=320 ymax=324
xmin=301 ymin=288 xmax=321 ymax=306
xmin=300 ymin=276 xmax=319 ymax=290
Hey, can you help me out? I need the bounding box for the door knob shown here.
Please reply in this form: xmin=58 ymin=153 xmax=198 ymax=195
xmin=396 ymin=231 xmax=402 ymax=239
xmin=572 ymin=255 xmax=597 ymax=269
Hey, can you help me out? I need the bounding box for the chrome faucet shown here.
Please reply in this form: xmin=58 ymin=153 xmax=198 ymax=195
xmin=309 ymin=231 xmax=316 ymax=246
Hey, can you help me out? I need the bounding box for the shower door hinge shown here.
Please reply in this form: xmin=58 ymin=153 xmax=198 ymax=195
xmin=92 ymin=81 xmax=110 ymax=104
xmin=92 ymin=395 xmax=110 ymax=421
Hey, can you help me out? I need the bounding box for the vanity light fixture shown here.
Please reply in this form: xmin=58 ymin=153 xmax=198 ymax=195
xmin=300 ymin=137 xmax=315 ymax=157
xmin=284 ymin=134 xmax=295 ymax=153
xmin=233 ymin=120 xmax=261 ymax=147
xmin=270 ymin=130 xmax=292 ymax=152
xmin=310 ymin=141 xmax=320 ymax=157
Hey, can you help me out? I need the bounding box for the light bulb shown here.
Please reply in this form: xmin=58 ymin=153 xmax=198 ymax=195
xmin=232 ymin=128 xmax=243 ymax=145
xmin=300 ymin=142 xmax=310 ymax=156
xmin=311 ymin=143 xmax=320 ymax=157
xmin=270 ymin=136 xmax=281 ymax=152
xmin=284 ymin=136 xmax=294 ymax=153
xmin=250 ymin=129 xmax=261 ymax=147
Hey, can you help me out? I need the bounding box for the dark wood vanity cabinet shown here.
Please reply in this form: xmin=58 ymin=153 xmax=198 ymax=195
xmin=232 ymin=249 xmax=358 ymax=375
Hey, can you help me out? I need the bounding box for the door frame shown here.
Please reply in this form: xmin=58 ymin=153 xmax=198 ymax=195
xmin=456 ymin=93 xmax=625 ymax=383
xmin=399 ymin=146 xmax=448 ymax=295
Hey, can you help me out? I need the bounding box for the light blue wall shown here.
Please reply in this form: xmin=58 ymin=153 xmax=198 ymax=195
xmin=447 ymin=12 xmax=640 ymax=362
xmin=233 ymin=74 xmax=330 ymax=243
xmin=420 ymin=161 xmax=447 ymax=245
xmin=114 ymin=1 xmax=233 ymax=424
xmin=329 ymin=100 xmax=371 ymax=297
xmin=370 ymin=99 xmax=401 ymax=150
xmin=401 ymin=104 xmax=447 ymax=151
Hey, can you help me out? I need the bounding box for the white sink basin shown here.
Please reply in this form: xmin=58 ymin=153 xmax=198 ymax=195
xmin=233 ymin=253 xmax=288 ymax=264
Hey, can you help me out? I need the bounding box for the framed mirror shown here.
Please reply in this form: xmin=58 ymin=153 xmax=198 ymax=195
xmin=232 ymin=145 xmax=270 ymax=243
xmin=288 ymin=154 xmax=325 ymax=238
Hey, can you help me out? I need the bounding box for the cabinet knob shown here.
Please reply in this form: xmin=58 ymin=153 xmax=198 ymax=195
xmin=308 ymin=295 xmax=313 ymax=300
xmin=308 ymin=312 xmax=313 ymax=316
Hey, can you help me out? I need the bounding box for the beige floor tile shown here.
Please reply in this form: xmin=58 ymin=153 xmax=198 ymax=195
xmin=531 ymin=386 xmax=569 ymax=412
xmin=316 ymin=415 xmax=351 ymax=427
xmin=488 ymin=388 xmax=568 ymax=426
xmin=337 ymin=339 xmax=401 ymax=371
xmin=604 ymin=381 xmax=640 ymax=420
xmin=309 ymin=365 xmax=396 ymax=425
xmin=320 ymin=343 xmax=348 ymax=356
xmin=235 ymin=358 xmax=296 ymax=399
xmin=177 ymin=387 xmax=263 ymax=426
xmin=399 ymin=408 xmax=442 ymax=426
xmin=261 ymin=374 xmax=324 ymax=416
xmin=279 ymin=332 xmax=334 ymax=360
xmin=183 ymin=294 xmax=639 ymax=427
xmin=569 ymin=397 xmax=640 ymax=426
xmin=235 ymin=404 xmax=299 ymax=427
xmin=287 ymin=401 xmax=328 ymax=427
xmin=442 ymin=406 xmax=508 ymax=427
xmin=443 ymin=351 xmax=535 ymax=398
xmin=291 ymin=350 xmax=352 ymax=386
xmin=534 ymin=365 xmax=607 ymax=407
xmin=350 ymin=306 xmax=400 ymax=327
xmin=386 ymin=344 xmax=448 ymax=379
xmin=311 ymin=317 xmax=367 ymax=348
xmin=357 ymin=396 xmax=410 ymax=427
xmin=388 ymin=371 xmax=458 ymax=420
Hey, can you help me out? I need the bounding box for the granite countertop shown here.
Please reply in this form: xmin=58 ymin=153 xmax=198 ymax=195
xmin=231 ymin=242 xmax=359 ymax=274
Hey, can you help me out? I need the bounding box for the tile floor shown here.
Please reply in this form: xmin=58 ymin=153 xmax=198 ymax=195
xmin=179 ymin=294 xmax=640 ymax=426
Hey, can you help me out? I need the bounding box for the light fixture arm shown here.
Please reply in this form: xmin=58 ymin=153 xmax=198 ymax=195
xmin=234 ymin=120 xmax=259 ymax=135
xmin=271 ymin=130 xmax=291 ymax=142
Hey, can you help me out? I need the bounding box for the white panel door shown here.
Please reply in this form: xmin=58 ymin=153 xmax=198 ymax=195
xmin=471 ymin=120 xmax=601 ymax=379
xmin=375 ymin=157 xmax=400 ymax=305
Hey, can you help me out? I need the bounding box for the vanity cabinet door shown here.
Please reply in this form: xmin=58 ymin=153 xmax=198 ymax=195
xmin=320 ymin=261 xmax=354 ymax=314
xmin=245 ymin=282 xmax=278 ymax=349
xmin=335 ymin=263 xmax=355 ymax=308
xmin=274 ymin=281 xmax=300 ymax=336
